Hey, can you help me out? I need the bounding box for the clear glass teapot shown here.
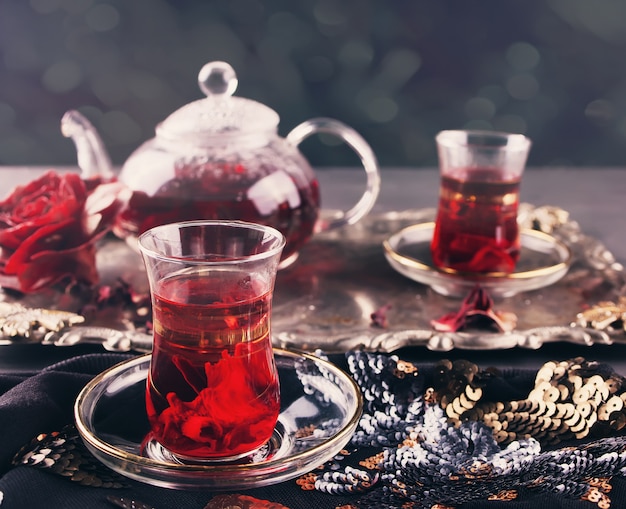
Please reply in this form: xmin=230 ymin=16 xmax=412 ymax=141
xmin=62 ymin=61 xmax=380 ymax=267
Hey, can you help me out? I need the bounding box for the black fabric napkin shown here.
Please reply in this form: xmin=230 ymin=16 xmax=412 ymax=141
xmin=1 ymin=352 xmax=626 ymax=509
xmin=0 ymin=353 xmax=358 ymax=509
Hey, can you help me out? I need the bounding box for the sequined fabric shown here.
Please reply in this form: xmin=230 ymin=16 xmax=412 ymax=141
xmin=5 ymin=352 xmax=626 ymax=508
xmin=11 ymin=424 xmax=129 ymax=488
xmin=296 ymin=352 xmax=626 ymax=508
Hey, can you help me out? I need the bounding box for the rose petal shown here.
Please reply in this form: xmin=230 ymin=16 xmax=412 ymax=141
xmin=83 ymin=181 xmax=126 ymax=236
xmin=4 ymin=219 xmax=76 ymax=273
xmin=431 ymin=285 xmax=517 ymax=333
xmin=13 ymin=242 xmax=99 ymax=293
xmin=2 ymin=218 xmax=99 ymax=293
xmin=371 ymin=304 xmax=392 ymax=328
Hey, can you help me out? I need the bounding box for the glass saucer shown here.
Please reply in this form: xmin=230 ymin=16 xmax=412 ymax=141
xmin=383 ymin=222 xmax=571 ymax=298
xmin=74 ymin=349 xmax=362 ymax=490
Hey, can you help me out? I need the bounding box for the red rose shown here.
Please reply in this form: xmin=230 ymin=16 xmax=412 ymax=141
xmin=0 ymin=171 xmax=124 ymax=293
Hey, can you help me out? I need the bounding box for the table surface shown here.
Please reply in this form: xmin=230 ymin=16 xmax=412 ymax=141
xmin=1 ymin=166 xmax=625 ymax=374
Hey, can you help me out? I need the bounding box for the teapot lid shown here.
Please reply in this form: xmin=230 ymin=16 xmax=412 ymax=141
xmin=156 ymin=61 xmax=279 ymax=141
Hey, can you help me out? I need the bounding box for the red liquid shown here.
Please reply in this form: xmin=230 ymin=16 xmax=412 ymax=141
xmin=146 ymin=270 xmax=280 ymax=459
xmin=114 ymin=162 xmax=320 ymax=262
xmin=430 ymin=169 xmax=521 ymax=273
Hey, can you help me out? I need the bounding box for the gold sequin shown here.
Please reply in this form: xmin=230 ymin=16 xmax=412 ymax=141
xmin=575 ymin=296 xmax=626 ymax=332
xmin=396 ymin=360 xmax=418 ymax=375
xmin=296 ymin=473 xmax=317 ymax=490
xmin=488 ymin=490 xmax=518 ymax=501
xmin=424 ymin=387 xmax=435 ymax=404
xmin=582 ymin=487 xmax=612 ymax=508
xmin=433 ymin=357 xmax=626 ymax=445
xmin=359 ymin=452 xmax=385 ymax=471
xmin=12 ymin=425 xmax=127 ymax=488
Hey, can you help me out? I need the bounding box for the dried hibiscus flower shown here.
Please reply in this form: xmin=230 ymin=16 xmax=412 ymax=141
xmin=371 ymin=304 xmax=392 ymax=328
xmin=431 ymin=285 xmax=517 ymax=332
xmin=73 ymin=278 xmax=152 ymax=331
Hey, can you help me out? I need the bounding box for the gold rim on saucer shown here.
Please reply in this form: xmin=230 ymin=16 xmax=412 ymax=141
xmin=383 ymin=222 xmax=572 ymax=298
xmin=74 ymin=349 xmax=363 ymax=490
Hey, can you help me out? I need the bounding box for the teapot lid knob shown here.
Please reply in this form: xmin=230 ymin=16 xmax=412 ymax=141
xmin=198 ymin=61 xmax=238 ymax=98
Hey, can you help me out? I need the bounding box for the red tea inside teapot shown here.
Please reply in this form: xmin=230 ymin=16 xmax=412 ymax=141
xmin=114 ymin=157 xmax=320 ymax=264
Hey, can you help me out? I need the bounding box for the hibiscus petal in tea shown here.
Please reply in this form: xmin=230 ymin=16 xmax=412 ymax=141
xmin=430 ymin=131 xmax=531 ymax=274
xmin=138 ymin=221 xmax=285 ymax=461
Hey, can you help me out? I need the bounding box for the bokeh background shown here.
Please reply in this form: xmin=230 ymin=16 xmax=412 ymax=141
xmin=2 ymin=0 xmax=626 ymax=168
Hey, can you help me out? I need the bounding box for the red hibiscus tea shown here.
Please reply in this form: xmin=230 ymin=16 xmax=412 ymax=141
xmin=138 ymin=221 xmax=285 ymax=461
xmin=430 ymin=169 xmax=521 ymax=273
xmin=147 ymin=270 xmax=279 ymax=459
xmin=431 ymin=130 xmax=531 ymax=275
xmin=113 ymin=161 xmax=320 ymax=264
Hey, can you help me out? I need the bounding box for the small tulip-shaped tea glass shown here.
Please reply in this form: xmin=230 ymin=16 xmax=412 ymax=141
xmin=430 ymin=130 xmax=532 ymax=274
xmin=138 ymin=220 xmax=285 ymax=461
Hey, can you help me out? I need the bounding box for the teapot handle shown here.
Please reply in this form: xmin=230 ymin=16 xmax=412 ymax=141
xmin=286 ymin=117 xmax=381 ymax=232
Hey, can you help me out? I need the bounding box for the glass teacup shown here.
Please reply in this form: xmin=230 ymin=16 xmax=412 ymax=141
xmin=430 ymin=130 xmax=532 ymax=274
xmin=138 ymin=220 xmax=285 ymax=461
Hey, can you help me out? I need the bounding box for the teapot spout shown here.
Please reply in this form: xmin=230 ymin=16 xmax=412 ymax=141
xmin=61 ymin=110 xmax=114 ymax=180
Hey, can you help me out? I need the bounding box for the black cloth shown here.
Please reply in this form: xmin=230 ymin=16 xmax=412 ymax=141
xmin=1 ymin=353 xmax=626 ymax=509
xmin=0 ymin=353 xmax=357 ymax=509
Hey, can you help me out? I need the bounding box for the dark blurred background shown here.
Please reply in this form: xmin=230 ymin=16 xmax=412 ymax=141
xmin=1 ymin=0 xmax=626 ymax=168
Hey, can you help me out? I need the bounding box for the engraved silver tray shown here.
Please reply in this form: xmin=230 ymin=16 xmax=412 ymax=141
xmin=272 ymin=206 xmax=626 ymax=352
xmin=1 ymin=206 xmax=625 ymax=353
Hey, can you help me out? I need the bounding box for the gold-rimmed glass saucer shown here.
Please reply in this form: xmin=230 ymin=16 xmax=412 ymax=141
xmin=74 ymin=349 xmax=362 ymax=490
xmin=383 ymin=222 xmax=572 ymax=298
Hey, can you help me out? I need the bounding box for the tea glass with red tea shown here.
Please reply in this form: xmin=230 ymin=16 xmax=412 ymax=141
xmin=430 ymin=130 xmax=532 ymax=274
xmin=138 ymin=220 xmax=285 ymax=462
